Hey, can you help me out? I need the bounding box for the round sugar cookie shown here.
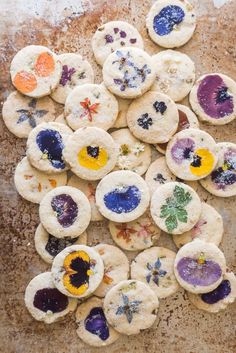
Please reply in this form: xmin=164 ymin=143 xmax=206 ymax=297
xmin=131 ymin=247 xmax=179 ymax=298
xmin=51 ymin=53 xmax=94 ymax=104
xmin=145 ymin=156 xmax=177 ymax=194
xmin=39 ymin=186 xmax=91 ymax=238
xmin=111 ymin=128 xmax=151 ymax=175
xmin=127 ymin=91 xmax=178 ymax=144
xmin=104 ymin=280 xmax=159 ymax=335
xmin=156 ymin=104 xmax=199 ymax=154
xmin=93 ymin=244 xmax=129 ymax=297
xmin=51 ymin=245 xmax=104 ymax=298
xmin=63 ymin=127 xmax=118 ymax=180
xmin=173 ymin=203 xmax=223 ymax=248
xmin=113 ymin=98 xmax=132 ymax=128
xmin=14 ymin=156 xmax=67 ymax=204
xmin=34 ymin=223 xmax=87 ymax=264
xmin=76 ymin=297 xmax=120 ymax=346
xmin=68 ymin=175 xmax=103 ymax=221
xmin=10 ymin=45 xmax=62 ymax=97
xmin=174 ymin=239 xmax=226 ymax=294
xmin=151 ymin=50 xmax=195 ymax=101
xmin=24 ymin=272 xmax=77 ymax=323
xmin=166 ymin=129 xmax=218 ymax=180
xmin=200 ymin=142 xmax=236 ymax=197
xmin=188 ymin=271 xmax=236 ymax=313
xmin=65 ymin=83 xmax=118 ymax=131
xmin=109 ymin=212 xmax=161 ymax=251
xmin=92 ymin=20 xmax=144 ymax=66
xmin=151 ymin=182 xmax=201 ymax=235
xmin=95 ymin=170 xmax=150 ymax=222
xmin=55 ymin=114 xmax=68 ymax=125
xmin=26 ymin=122 xmax=72 ymax=174
xmin=189 ymin=73 xmax=236 ymax=125
xmin=146 ymin=0 xmax=196 ymax=48
xmin=2 ymin=91 xmax=55 ymax=138
xmin=102 ymin=47 xmax=156 ymax=98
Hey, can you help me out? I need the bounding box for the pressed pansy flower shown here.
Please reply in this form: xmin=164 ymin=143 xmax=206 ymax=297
xmin=137 ymin=113 xmax=153 ymax=130
xmin=146 ymin=258 xmax=167 ymax=285
xmin=171 ymin=138 xmax=195 ymax=165
xmin=16 ymin=98 xmax=48 ymax=128
xmin=112 ymin=50 xmax=134 ymax=70
xmin=79 ymin=98 xmax=100 ymax=121
xmin=116 ymin=293 xmax=142 ymax=323
xmin=115 ymin=223 xmax=136 ymax=242
xmin=211 ymin=148 xmax=236 ymax=189
xmin=189 ymin=149 xmax=215 ymax=177
xmin=59 ymin=65 xmax=76 ymax=86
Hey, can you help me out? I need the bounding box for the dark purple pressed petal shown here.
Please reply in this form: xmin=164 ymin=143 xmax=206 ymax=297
xmin=114 ymin=78 xmax=123 ymax=85
xmin=114 ymin=27 xmax=119 ymax=33
xmin=120 ymin=30 xmax=127 ymax=38
xmin=171 ymin=138 xmax=195 ymax=165
xmin=45 ymin=234 xmax=79 ymax=257
xmin=33 ymin=288 xmax=68 ymax=313
xmin=60 ymin=65 xmax=76 ymax=86
xmin=105 ymin=34 xmax=114 ymax=43
xmin=177 ymin=257 xmax=222 ymax=286
xmin=85 ymin=307 xmax=109 ymax=341
xmin=51 ymin=194 xmax=78 ymax=228
xmin=104 ymin=185 xmax=141 ymax=214
xmin=201 ymin=279 xmax=231 ymax=304
xmin=130 ymin=38 xmax=137 ymax=44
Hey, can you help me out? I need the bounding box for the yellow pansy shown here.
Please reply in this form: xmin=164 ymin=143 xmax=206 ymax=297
xmin=78 ymin=146 xmax=108 ymax=170
xmin=190 ymin=148 xmax=215 ymax=176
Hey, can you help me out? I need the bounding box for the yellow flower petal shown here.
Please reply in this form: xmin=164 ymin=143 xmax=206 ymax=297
xmin=190 ymin=148 xmax=214 ymax=177
xmin=78 ymin=146 xmax=108 ymax=170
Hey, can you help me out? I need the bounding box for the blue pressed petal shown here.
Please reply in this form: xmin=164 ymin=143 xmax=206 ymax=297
xmin=154 ymin=258 xmax=161 ymax=269
xmin=17 ymin=114 xmax=29 ymax=124
xmin=35 ymin=109 xmax=48 ymax=118
xmin=28 ymin=98 xmax=37 ymax=109
xmin=125 ymin=309 xmax=133 ymax=324
xmin=116 ymin=306 xmax=125 ymax=315
xmin=146 ymin=273 xmax=152 ymax=283
xmin=29 ymin=117 xmax=37 ymax=128
xmin=122 ymin=294 xmax=129 ymax=305
xmin=146 ymin=262 xmax=153 ymax=271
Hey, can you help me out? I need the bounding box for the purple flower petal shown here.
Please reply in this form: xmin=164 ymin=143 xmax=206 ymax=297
xmin=120 ymin=30 xmax=127 ymax=38
xmin=51 ymin=194 xmax=78 ymax=227
xmin=201 ymin=279 xmax=231 ymax=304
xmin=130 ymin=38 xmax=137 ymax=44
xmin=171 ymin=138 xmax=195 ymax=165
xmin=114 ymin=27 xmax=119 ymax=34
xmin=105 ymin=34 xmax=113 ymax=43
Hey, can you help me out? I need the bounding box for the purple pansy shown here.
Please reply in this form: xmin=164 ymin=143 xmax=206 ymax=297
xmin=146 ymin=258 xmax=167 ymax=285
xmin=201 ymin=279 xmax=231 ymax=304
xmin=171 ymin=138 xmax=195 ymax=165
xmin=51 ymin=194 xmax=78 ymax=228
xmin=60 ymin=65 xmax=76 ymax=86
xmin=16 ymin=98 xmax=48 ymax=128
xmin=211 ymin=148 xmax=236 ymax=189
xmin=84 ymin=307 xmax=109 ymax=341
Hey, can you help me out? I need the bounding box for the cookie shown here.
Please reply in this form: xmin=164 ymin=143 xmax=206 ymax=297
xmin=75 ymin=297 xmax=120 ymax=346
xmin=113 ymin=98 xmax=132 ymax=128
xmin=151 ymin=50 xmax=195 ymax=101
xmin=109 ymin=212 xmax=161 ymax=251
xmin=95 ymin=170 xmax=150 ymax=222
xmin=24 ymin=272 xmax=77 ymax=323
xmin=65 ymin=83 xmax=118 ymax=131
xmin=104 ymin=280 xmax=159 ymax=335
xmin=156 ymin=104 xmax=199 ymax=154
xmin=111 ymin=128 xmax=152 ymax=175
xmin=151 ymin=182 xmax=201 ymax=235
xmin=55 ymin=114 xmax=68 ymax=125
xmin=68 ymin=175 xmax=103 ymax=221
xmin=92 ymin=21 xmax=144 ymax=66
xmin=51 ymin=53 xmax=94 ymax=104
xmin=51 ymin=245 xmax=104 ymax=298
xmin=127 ymin=91 xmax=178 ymax=144
xmin=173 ymin=203 xmax=223 ymax=248
xmin=131 ymin=247 xmax=179 ymax=298
xmin=93 ymin=244 xmax=129 ymax=297
xmin=39 ymin=186 xmax=91 ymax=238
xmin=146 ymin=0 xmax=196 ymax=48
xmin=145 ymin=156 xmax=177 ymax=194
xmin=34 ymin=223 xmax=87 ymax=264
xmin=26 ymin=122 xmax=72 ymax=174
xmin=200 ymin=142 xmax=236 ymax=197
xmin=10 ymin=45 xmax=62 ymax=97
xmin=166 ymin=129 xmax=218 ymax=180
xmin=188 ymin=271 xmax=236 ymax=313
xmin=189 ymin=73 xmax=236 ymax=125
xmin=2 ymin=91 xmax=55 ymax=138
xmin=174 ymin=239 xmax=226 ymax=294
xmin=63 ymin=127 xmax=118 ymax=180
xmin=14 ymin=156 xmax=67 ymax=204
xmin=102 ymin=47 xmax=156 ymax=98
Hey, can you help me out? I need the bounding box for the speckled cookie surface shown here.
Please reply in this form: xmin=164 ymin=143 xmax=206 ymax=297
xmin=14 ymin=156 xmax=67 ymax=204
xmin=51 ymin=245 xmax=104 ymax=298
xmin=92 ymin=21 xmax=144 ymax=66
xmin=75 ymin=297 xmax=120 ymax=346
xmin=174 ymin=239 xmax=226 ymax=294
xmin=173 ymin=203 xmax=223 ymax=248
xmin=95 ymin=170 xmax=150 ymax=222
xmin=112 ymin=98 xmax=132 ymax=128
xmin=65 ymin=83 xmax=118 ymax=130
xmin=111 ymin=128 xmax=151 ymax=175
xmin=24 ymin=272 xmax=77 ymax=324
xmin=200 ymin=142 xmax=236 ymax=197
xmin=151 ymin=50 xmax=195 ymax=101
xmin=39 ymin=186 xmax=91 ymax=238
xmin=93 ymin=244 xmax=129 ymax=297
xmin=34 ymin=223 xmax=87 ymax=264
xmin=102 ymin=47 xmax=156 ymax=98
xmin=104 ymin=280 xmax=159 ymax=335
xmin=55 ymin=114 xmax=68 ymax=126
xmin=63 ymin=127 xmax=118 ymax=180
xmin=166 ymin=128 xmax=218 ymax=180
xmin=146 ymin=0 xmax=196 ymax=48
xmin=189 ymin=73 xmax=236 ymax=125
xmin=10 ymin=45 xmax=62 ymax=97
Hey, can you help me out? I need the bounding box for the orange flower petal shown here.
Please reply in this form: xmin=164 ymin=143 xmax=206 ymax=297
xmin=49 ymin=179 xmax=57 ymax=188
xmin=13 ymin=71 xmax=37 ymax=94
xmin=38 ymin=183 xmax=42 ymax=192
xmin=34 ymin=52 xmax=55 ymax=77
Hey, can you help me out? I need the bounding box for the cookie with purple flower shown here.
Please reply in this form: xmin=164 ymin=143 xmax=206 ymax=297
xmin=146 ymin=0 xmax=196 ymax=48
xmin=200 ymin=142 xmax=236 ymax=197
xmin=189 ymin=73 xmax=236 ymax=125
xmin=174 ymin=239 xmax=226 ymax=294
xmin=92 ymin=21 xmax=143 ymax=66
xmin=131 ymin=247 xmax=179 ymax=298
xmin=102 ymin=47 xmax=156 ymax=98
xmin=2 ymin=91 xmax=55 ymax=138
xmin=51 ymin=53 xmax=94 ymax=104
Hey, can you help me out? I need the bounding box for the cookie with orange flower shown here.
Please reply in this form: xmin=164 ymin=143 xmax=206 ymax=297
xmin=10 ymin=45 xmax=62 ymax=97
xmin=51 ymin=245 xmax=104 ymax=298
